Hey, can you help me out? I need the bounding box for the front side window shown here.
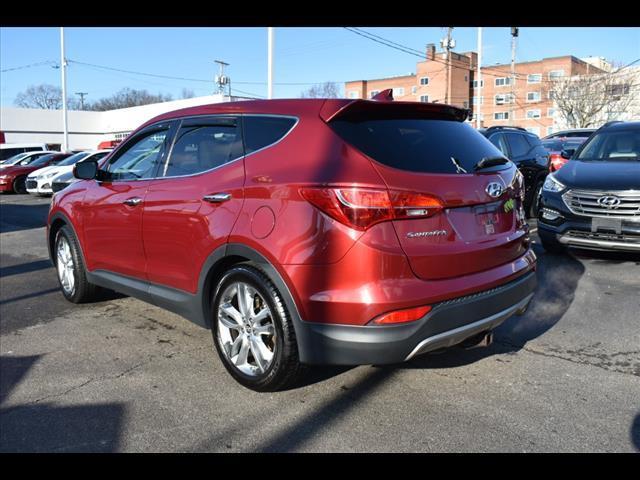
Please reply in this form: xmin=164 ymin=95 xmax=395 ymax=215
xmin=107 ymin=128 xmax=170 ymax=181
xmin=163 ymin=121 xmax=240 ymax=177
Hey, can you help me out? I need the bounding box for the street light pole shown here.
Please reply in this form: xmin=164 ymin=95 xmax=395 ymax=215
xmin=268 ymin=27 xmax=274 ymax=99
xmin=75 ymin=92 xmax=88 ymax=110
xmin=60 ymin=27 xmax=69 ymax=151
xmin=476 ymin=27 xmax=483 ymax=129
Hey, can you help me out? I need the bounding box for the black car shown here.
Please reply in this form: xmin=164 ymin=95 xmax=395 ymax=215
xmin=479 ymin=126 xmax=550 ymax=217
xmin=543 ymin=128 xmax=596 ymax=140
xmin=538 ymin=121 xmax=640 ymax=253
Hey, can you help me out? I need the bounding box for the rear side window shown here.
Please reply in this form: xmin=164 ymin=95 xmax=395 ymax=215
xmin=243 ymin=116 xmax=296 ymax=155
xmin=330 ymin=118 xmax=505 ymax=174
xmin=505 ymin=133 xmax=531 ymax=157
xmin=163 ymin=117 xmax=241 ymax=177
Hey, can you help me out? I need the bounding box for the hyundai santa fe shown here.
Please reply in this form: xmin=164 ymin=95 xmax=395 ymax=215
xmin=48 ymin=96 xmax=537 ymax=391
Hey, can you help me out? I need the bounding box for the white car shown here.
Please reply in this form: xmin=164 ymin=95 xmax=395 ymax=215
xmin=0 ymin=150 xmax=54 ymax=169
xmin=26 ymin=150 xmax=111 ymax=195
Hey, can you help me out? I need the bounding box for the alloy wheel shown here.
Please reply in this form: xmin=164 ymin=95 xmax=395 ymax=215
xmin=217 ymin=281 xmax=276 ymax=376
xmin=56 ymin=236 xmax=75 ymax=294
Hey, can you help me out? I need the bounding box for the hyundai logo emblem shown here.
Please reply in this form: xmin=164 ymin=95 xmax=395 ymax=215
xmin=597 ymin=195 xmax=621 ymax=208
xmin=485 ymin=182 xmax=504 ymax=198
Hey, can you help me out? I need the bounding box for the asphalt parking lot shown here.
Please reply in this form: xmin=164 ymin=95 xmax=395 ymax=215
xmin=1 ymin=193 xmax=639 ymax=452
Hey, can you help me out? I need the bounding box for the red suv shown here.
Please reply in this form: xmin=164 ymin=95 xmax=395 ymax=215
xmin=48 ymin=98 xmax=537 ymax=391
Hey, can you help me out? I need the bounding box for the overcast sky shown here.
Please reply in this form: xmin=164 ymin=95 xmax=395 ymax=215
xmin=1 ymin=27 xmax=639 ymax=106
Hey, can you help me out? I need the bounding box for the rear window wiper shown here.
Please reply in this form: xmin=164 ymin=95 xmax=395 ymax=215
xmin=474 ymin=156 xmax=510 ymax=170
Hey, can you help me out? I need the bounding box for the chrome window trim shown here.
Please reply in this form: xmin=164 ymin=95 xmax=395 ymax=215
xmin=101 ymin=113 xmax=299 ymax=183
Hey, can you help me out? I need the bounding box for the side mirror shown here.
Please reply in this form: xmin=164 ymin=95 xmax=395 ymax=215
xmin=73 ymin=159 xmax=98 ymax=180
xmin=560 ymin=148 xmax=575 ymax=159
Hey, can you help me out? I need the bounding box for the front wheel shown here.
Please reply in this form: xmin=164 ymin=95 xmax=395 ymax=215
xmin=12 ymin=176 xmax=27 ymax=194
xmin=55 ymin=225 xmax=101 ymax=303
xmin=211 ymin=264 xmax=306 ymax=391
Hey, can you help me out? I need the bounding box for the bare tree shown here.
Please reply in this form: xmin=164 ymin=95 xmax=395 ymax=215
xmin=14 ymin=84 xmax=62 ymax=109
xmin=546 ymin=66 xmax=638 ymax=128
xmin=180 ymin=88 xmax=196 ymax=99
xmin=90 ymin=88 xmax=173 ymax=111
xmin=300 ymin=82 xmax=340 ymax=98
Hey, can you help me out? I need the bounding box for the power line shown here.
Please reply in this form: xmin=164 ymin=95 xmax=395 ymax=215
xmin=1 ymin=60 xmax=57 ymax=73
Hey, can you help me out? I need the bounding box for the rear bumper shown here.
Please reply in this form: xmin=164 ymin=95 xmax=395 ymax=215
xmin=296 ymin=270 xmax=536 ymax=365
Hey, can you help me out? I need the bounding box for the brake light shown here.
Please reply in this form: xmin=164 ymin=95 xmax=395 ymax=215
xmin=300 ymin=187 xmax=443 ymax=231
xmin=370 ymin=305 xmax=432 ymax=325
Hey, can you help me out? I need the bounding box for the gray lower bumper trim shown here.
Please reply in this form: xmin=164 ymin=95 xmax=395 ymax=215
xmin=558 ymin=235 xmax=640 ymax=252
xmin=404 ymin=292 xmax=535 ymax=361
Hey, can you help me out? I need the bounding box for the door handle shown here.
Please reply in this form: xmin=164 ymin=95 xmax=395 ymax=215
xmin=123 ymin=197 xmax=142 ymax=206
xmin=203 ymin=193 xmax=232 ymax=203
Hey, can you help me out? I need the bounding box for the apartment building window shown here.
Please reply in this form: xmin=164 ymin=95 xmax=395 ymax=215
xmin=526 ymin=127 xmax=541 ymax=136
xmin=526 ymin=109 xmax=541 ymax=119
xmin=527 ymin=91 xmax=541 ymax=102
xmin=348 ymin=91 xmax=359 ymax=99
xmin=527 ymin=74 xmax=542 ymax=84
xmin=463 ymin=101 xmax=469 ymax=108
xmin=495 ymin=77 xmax=513 ymax=87
xmin=547 ymin=108 xmax=556 ymax=118
xmin=393 ymin=87 xmax=405 ymax=98
xmin=548 ymin=70 xmax=565 ymax=80
xmin=494 ymin=112 xmax=510 ymax=120
xmin=472 ymin=80 xmax=484 ymax=88
xmin=419 ymin=95 xmax=429 ymax=103
xmin=420 ymin=77 xmax=429 ymax=85
xmin=411 ymin=86 xmax=417 ymax=94
xmin=548 ymin=90 xmax=556 ymax=100
xmin=495 ymin=94 xmax=514 ymax=105
xmin=369 ymin=90 xmax=380 ymax=99
xmin=607 ymin=84 xmax=631 ymax=97
xmin=473 ymin=96 xmax=484 ymax=105
xmin=464 ymin=75 xmax=468 ymax=82
xmin=471 ymin=113 xmax=484 ymax=122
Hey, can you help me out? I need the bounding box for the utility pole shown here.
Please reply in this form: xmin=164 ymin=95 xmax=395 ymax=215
xmin=60 ymin=27 xmax=69 ymax=152
xmin=214 ymin=60 xmax=230 ymax=96
xmin=510 ymin=27 xmax=518 ymax=126
xmin=268 ymin=27 xmax=274 ymax=99
xmin=476 ymin=27 xmax=483 ymax=129
xmin=441 ymin=27 xmax=454 ymax=105
xmin=75 ymin=92 xmax=88 ymax=110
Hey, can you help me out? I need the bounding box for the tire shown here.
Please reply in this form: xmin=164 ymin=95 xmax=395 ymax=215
xmin=54 ymin=225 xmax=101 ymax=303
xmin=211 ymin=264 xmax=306 ymax=392
xmin=12 ymin=176 xmax=27 ymax=194
xmin=528 ymin=179 xmax=544 ymax=218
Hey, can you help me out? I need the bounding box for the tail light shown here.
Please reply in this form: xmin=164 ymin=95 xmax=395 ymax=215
xmin=300 ymin=187 xmax=444 ymax=231
xmin=370 ymin=305 xmax=432 ymax=325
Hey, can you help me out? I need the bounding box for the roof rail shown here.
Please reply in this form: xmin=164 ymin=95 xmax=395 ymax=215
xmin=599 ymin=120 xmax=625 ymax=129
xmin=484 ymin=125 xmax=528 ymax=133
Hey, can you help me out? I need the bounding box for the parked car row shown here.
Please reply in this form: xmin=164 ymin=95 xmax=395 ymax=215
xmin=0 ymin=149 xmax=111 ymax=194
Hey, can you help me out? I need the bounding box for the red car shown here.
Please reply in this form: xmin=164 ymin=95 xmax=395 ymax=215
xmin=542 ymin=137 xmax=589 ymax=172
xmin=0 ymin=152 xmax=72 ymax=193
xmin=48 ymin=97 xmax=537 ymax=391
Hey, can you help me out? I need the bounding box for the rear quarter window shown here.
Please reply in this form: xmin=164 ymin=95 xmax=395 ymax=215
xmin=243 ymin=116 xmax=297 ymax=154
xmin=330 ymin=118 xmax=505 ymax=174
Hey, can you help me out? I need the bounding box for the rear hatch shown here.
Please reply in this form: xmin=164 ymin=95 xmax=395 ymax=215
xmin=327 ymin=100 xmax=529 ymax=281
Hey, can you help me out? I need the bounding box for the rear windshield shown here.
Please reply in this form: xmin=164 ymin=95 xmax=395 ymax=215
xmin=330 ymin=118 xmax=506 ymax=174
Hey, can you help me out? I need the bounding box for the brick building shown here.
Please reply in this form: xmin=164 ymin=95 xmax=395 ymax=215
xmin=344 ymin=46 xmax=606 ymax=136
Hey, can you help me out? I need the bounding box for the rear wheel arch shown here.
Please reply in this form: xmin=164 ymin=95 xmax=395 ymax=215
xmin=198 ymin=244 xmax=307 ymax=354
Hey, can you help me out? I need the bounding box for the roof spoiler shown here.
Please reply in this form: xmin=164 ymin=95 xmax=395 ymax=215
xmin=320 ymin=98 xmax=470 ymax=123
